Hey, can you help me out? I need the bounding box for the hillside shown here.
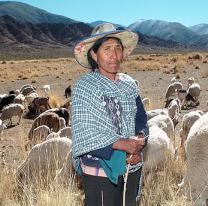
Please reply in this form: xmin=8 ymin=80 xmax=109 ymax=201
xmin=0 ymin=15 xmax=207 ymax=60
xmin=0 ymin=1 xmax=77 ymax=24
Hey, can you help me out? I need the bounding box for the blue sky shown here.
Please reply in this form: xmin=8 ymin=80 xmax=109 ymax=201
xmin=2 ymin=0 xmax=208 ymax=27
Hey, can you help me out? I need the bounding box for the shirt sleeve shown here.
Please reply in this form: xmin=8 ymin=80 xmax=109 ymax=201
xmin=88 ymin=144 xmax=114 ymax=160
xmin=135 ymin=94 xmax=149 ymax=146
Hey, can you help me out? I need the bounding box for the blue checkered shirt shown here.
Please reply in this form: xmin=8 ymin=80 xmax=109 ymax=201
xmin=72 ymin=72 xmax=145 ymax=173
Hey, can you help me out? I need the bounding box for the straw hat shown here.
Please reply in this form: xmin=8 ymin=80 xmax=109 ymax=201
xmin=73 ymin=23 xmax=139 ymax=69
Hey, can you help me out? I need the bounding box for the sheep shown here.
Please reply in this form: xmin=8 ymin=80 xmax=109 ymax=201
xmin=28 ymin=112 xmax=61 ymax=142
xmin=171 ymin=77 xmax=176 ymax=84
xmin=65 ymin=85 xmax=72 ymax=98
xmin=54 ymin=147 xmax=74 ymax=186
xmin=167 ymin=99 xmax=180 ymax=127
xmin=28 ymin=97 xmax=51 ymax=114
xmin=59 ymin=127 xmax=71 ymax=139
xmin=187 ymin=77 xmax=195 ymax=88
xmin=178 ymin=112 xmax=208 ymax=206
xmin=43 ymin=85 xmax=50 ymax=95
xmin=143 ymin=126 xmax=171 ymax=183
xmin=59 ymin=117 xmax=66 ymax=129
xmin=43 ymin=108 xmax=70 ymax=126
xmin=32 ymin=125 xmax=51 ymax=143
xmin=46 ymin=127 xmax=71 ymax=140
xmin=0 ymin=103 xmax=24 ymax=125
xmin=0 ymin=94 xmax=16 ymax=111
xmin=9 ymin=90 xmax=15 ymax=95
xmin=146 ymin=109 xmax=168 ymax=121
xmin=25 ymin=91 xmax=39 ymax=104
xmin=147 ymin=114 xmax=174 ymax=142
xmin=171 ymin=65 xmax=177 ymax=73
xmin=164 ymin=82 xmax=183 ymax=101
xmin=62 ymin=100 xmax=71 ymax=112
xmin=0 ymin=94 xmax=8 ymax=103
xmin=142 ymin=97 xmax=150 ymax=111
xmin=15 ymin=89 xmax=20 ymax=96
xmin=13 ymin=94 xmax=25 ymax=105
xmin=21 ymin=87 xmax=36 ymax=96
xmin=178 ymin=89 xmax=197 ymax=109
xmin=20 ymin=84 xmax=36 ymax=93
xmin=15 ymin=137 xmax=72 ymax=187
xmin=187 ymin=83 xmax=200 ymax=104
xmin=180 ymin=110 xmax=203 ymax=158
xmin=0 ymin=119 xmax=6 ymax=135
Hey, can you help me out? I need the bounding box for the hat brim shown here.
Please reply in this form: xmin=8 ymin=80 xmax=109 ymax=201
xmin=73 ymin=30 xmax=139 ymax=69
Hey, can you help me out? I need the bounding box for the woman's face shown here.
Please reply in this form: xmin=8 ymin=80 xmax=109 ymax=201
xmin=91 ymin=38 xmax=123 ymax=76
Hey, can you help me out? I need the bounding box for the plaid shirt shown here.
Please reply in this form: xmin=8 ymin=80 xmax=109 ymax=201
xmin=72 ymin=72 xmax=144 ymax=173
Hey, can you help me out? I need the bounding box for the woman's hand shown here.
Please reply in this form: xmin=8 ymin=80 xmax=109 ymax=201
xmin=113 ymin=137 xmax=145 ymax=154
xmin=126 ymin=153 xmax=142 ymax=165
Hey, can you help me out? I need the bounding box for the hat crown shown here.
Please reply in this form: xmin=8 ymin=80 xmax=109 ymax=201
xmin=91 ymin=23 xmax=116 ymax=35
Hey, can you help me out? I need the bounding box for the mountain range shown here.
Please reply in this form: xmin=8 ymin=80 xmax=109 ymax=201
xmin=0 ymin=1 xmax=208 ymax=59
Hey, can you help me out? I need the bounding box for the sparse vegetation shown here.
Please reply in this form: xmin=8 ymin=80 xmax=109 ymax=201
xmin=0 ymin=52 xmax=208 ymax=206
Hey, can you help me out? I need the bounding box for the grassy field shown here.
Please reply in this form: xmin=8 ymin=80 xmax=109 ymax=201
xmin=0 ymin=52 xmax=208 ymax=206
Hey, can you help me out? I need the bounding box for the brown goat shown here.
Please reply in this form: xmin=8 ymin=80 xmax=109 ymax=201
xmin=28 ymin=112 xmax=61 ymax=141
xmin=28 ymin=97 xmax=51 ymax=114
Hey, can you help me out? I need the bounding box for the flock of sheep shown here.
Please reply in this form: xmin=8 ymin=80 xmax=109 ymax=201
xmin=141 ymin=76 xmax=208 ymax=206
xmin=0 ymin=74 xmax=208 ymax=205
xmin=0 ymin=83 xmax=73 ymax=187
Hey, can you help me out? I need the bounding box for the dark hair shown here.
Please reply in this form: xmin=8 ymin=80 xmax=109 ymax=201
xmin=87 ymin=37 xmax=124 ymax=71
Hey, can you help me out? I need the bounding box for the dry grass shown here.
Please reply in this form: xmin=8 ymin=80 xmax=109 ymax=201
xmin=0 ymin=147 xmax=195 ymax=206
xmin=49 ymin=93 xmax=65 ymax=108
xmin=1 ymin=52 xmax=208 ymax=205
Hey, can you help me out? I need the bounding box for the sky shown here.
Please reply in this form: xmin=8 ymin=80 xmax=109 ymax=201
xmin=2 ymin=0 xmax=208 ymax=27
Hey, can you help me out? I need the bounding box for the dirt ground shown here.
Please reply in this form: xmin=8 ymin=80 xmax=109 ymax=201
xmin=0 ymin=55 xmax=208 ymax=171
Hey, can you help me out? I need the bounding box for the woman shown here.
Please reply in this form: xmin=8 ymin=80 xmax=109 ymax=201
xmin=72 ymin=23 xmax=149 ymax=206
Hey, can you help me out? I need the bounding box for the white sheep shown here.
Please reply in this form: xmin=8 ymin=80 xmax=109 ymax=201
xmin=178 ymin=112 xmax=208 ymax=206
xmin=15 ymin=137 xmax=72 ymax=186
xmin=170 ymin=77 xmax=176 ymax=84
xmin=187 ymin=83 xmax=200 ymax=103
xmin=167 ymin=99 xmax=180 ymax=127
xmin=21 ymin=87 xmax=36 ymax=96
xmin=43 ymin=85 xmax=50 ymax=94
xmin=20 ymin=84 xmax=36 ymax=93
xmin=59 ymin=117 xmax=66 ymax=129
xmin=146 ymin=109 xmax=168 ymax=121
xmin=46 ymin=127 xmax=71 ymax=140
xmin=0 ymin=103 xmax=24 ymax=125
xmin=0 ymin=119 xmax=7 ymax=135
xmin=14 ymin=94 xmax=25 ymax=105
xmin=180 ymin=110 xmax=203 ymax=158
xmin=59 ymin=126 xmax=71 ymax=139
xmin=143 ymin=126 xmax=171 ymax=182
xmin=142 ymin=97 xmax=150 ymax=111
xmin=32 ymin=125 xmax=51 ymax=142
xmin=187 ymin=77 xmax=195 ymax=88
xmin=165 ymin=82 xmax=183 ymax=101
xmin=54 ymin=147 xmax=73 ymax=185
xmin=148 ymin=114 xmax=174 ymax=142
xmin=25 ymin=91 xmax=39 ymax=104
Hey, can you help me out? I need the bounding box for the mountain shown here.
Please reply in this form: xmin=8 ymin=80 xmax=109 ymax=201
xmin=127 ymin=19 xmax=208 ymax=47
xmin=189 ymin=23 xmax=208 ymax=35
xmin=0 ymin=15 xmax=93 ymax=53
xmin=1 ymin=15 xmax=201 ymax=57
xmin=0 ymin=1 xmax=77 ymax=24
xmin=90 ymin=21 xmax=126 ymax=29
